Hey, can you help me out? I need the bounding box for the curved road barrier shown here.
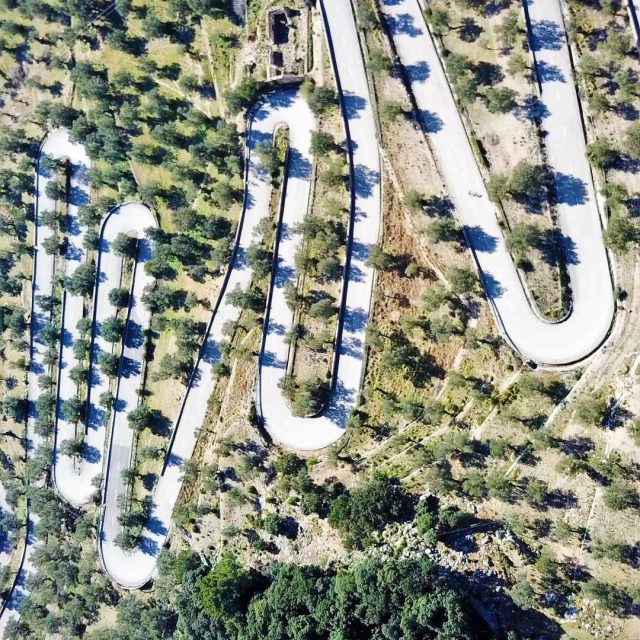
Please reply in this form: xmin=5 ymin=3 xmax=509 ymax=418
xmin=381 ymin=0 xmax=614 ymax=366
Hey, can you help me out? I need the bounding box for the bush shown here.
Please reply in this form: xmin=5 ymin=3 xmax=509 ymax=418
xmin=583 ymin=579 xmax=628 ymax=612
xmin=507 ymin=223 xmax=542 ymax=258
xmin=112 ymin=232 xmax=138 ymax=258
xmin=590 ymin=538 xmax=629 ymax=562
xmin=603 ymin=482 xmax=636 ymax=511
xmin=379 ymin=99 xmax=405 ymax=121
xmin=279 ymin=375 xmax=330 ymax=417
xmin=573 ymin=396 xmax=607 ymax=426
xmin=606 ymin=215 xmax=638 ymax=253
xmin=227 ymin=286 xmax=265 ymax=313
xmin=227 ymin=76 xmax=262 ymax=115
xmin=587 ymin=139 xmax=616 ymax=169
xmin=366 ymin=244 xmax=395 ymax=271
xmin=98 ymin=352 xmax=120 ymax=377
xmin=526 ymin=478 xmax=548 ymax=508
xmin=301 ymin=79 xmax=336 ymax=115
xmin=66 ymin=263 xmax=96 ymax=296
xmin=487 ymin=173 xmax=509 ymax=202
xmin=509 ymin=161 xmax=545 ymax=198
xmin=100 ymin=316 xmax=125 ymax=343
xmin=328 ymin=472 xmax=408 ymax=548
xmin=310 ymin=132 xmax=335 ymax=156
xmin=356 ymin=0 xmax=378 ymax=30
xmin=447 ymin=267 xmax=478 ymax=296
xmin=275 ymin=453 xmax=305 ymax=476
xmin=425 ymin=218 xmax=459 ymax=243
xmin=484 ymin=86 xmax=517 ymax=113
xmin=262 ymin=513 xmax=282 ymax=536
xmin=245 ymin=244 xmax=273 ymax=279
xmin=3 ymin=396 xmax=25 ymax=422
xmin=128 ymin=404 xmax=155 ymax=433
xmin=404 ymin=189 xmax=425 ymax=212
xmin=308 ymin=297 xmax=336 ymax=320
xmin=369 ymin=49 xmax=392 ymax=74
xmin=108 ymin=287 xmax=130 ymax=308
xmin=189 ymin=554 xmax=482 ymax=638
xmin=62 ymin=397 xmax=84 ymax=423
xmin=196 ymin=552 xmax=250 ymax=623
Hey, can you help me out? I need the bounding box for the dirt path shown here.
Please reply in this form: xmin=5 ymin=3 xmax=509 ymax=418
xmin=200 ymin=21 xmax=224 ymax=119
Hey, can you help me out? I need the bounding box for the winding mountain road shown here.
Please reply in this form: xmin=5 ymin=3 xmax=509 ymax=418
xmin=0 ymin=134 xmax=158 ymax=630
xmin=97 ymin=204 xmax=156 ymax=584
xmin=54 ymin=203 xmax=156 ymax=507
xmin=0 ymin=129 xmax=91 ymax=637
xmin=98 ymin=88 xmax=319 ymax=587
xmin=258 ymin=0 xmax=381 ymax=450
xmin=381 ymin=0 xmax=614 ymax=366
xmin=0 ymin=0 xmax=626 ymax=633
xmin=0 ymin=1 xmax=379 ymax=609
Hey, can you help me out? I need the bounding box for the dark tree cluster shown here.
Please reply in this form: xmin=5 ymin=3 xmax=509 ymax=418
xmin=278 ymin=374 xmax=329 ymax=417
xmin=186 ymin=552 xmax=486 ymax=640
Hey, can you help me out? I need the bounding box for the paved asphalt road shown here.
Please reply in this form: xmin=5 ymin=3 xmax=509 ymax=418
xmin=96 ymin=203 xmax=156 ymax=586
xmin=258 ymin=0 xmax=381 ymax=450
xmin=98 ymin=88 xmax=318 ymax=588
xmin=381 ymin=0 xmax=614 ymax=366
xmin=0 ymin=0 xmax=625 ymax=631
xmin=0 ymin=129 xmax=91 ymax=636
xmin=51 ymin=143 xmax=89 ymax=505
xmin=53 ymin=203 xmax=155 ymax=507
xmin=97 ymin=0 xmax=382 ymax=582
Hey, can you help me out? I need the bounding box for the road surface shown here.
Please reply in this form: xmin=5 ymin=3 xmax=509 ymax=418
xmin=96 ymin=91 xmax=315 ymax=586
xmin=100 ymin=87 xmax=316 ymax=587
xmin=99 ymin=0 xmax=382 ymax=585
xmin=54 ymin=203 xmax=155 ymax=506
xmin=1 ymin=0 xmax=622 ymax=630
xmin=94 ymin=204 xmax=156 ymax=584
xmin=0 ymin=129 xmax=91 ymax=637
xmin=0 ymin=2 xmax=377 ymax=601
xmin=258 ymin=0 xmax=381 ymax=450
xmin=380 ymin=0 xmax=614 ymax=366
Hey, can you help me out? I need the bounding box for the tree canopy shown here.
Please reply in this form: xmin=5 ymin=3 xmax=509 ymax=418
xmin=185 ymin=554 xmax=485 ymax=640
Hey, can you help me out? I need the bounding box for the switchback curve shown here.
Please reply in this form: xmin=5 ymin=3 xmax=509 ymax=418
xmin=258 ymin=0 xmax=382 ymax=450
xmin=381 ymin=0 xmax=614 ymax=366
xmin=0 ymin=0 xmax=381 ymax=621
xmin=0 ymin=128 xmax=92 ymax=636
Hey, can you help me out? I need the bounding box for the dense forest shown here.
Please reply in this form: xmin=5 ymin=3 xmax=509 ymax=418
xmin=86 ymin=551 xmax=493 ymax=640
